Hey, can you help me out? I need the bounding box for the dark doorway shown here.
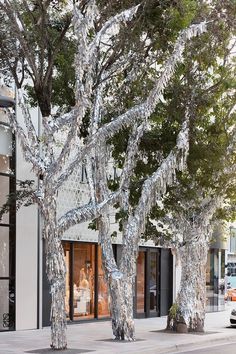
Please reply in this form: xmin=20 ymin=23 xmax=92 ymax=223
xmin=135 ymin=247 xmax=173 ymax=318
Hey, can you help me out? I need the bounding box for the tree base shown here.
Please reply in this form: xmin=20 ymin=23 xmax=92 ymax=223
xmin=50 ymin=345 xmax=67 ymax=351
xmin=112 ymin=320 xmax=135 ymax=341
xmin=176 ymin=322 xmax=188 ymax=333
xmin=166 ymin=314 xmax=204 ymax=334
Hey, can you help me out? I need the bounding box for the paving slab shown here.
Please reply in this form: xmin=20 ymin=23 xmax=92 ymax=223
xmin=0 ymin=302 xmax=236 ymax=354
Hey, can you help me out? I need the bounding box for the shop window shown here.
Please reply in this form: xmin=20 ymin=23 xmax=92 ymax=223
xmin=0 ymin=110 xmax=9 ymax=124
xmin=150 ymin=252 xmax=157 ymax=313
xmin=0 ymin=175 xmax=9 ymax=224
xmin=0 ymin=280 xmax=10 ymax=330
xmin=0 ymin=227 xmax=9 ymax=277
xmin=97 ymin=246 xmax=110 ymax=318
xmin=206 ymin=250 xmax=220 ymax=311
xmin=137 ymin=251 xmax=145 ymax=313
xmin=0 ymin=101 xmax=15 ymax=332
xmin=0 ymin=155 xmax=10 ymax=175
xmin=0 ymin=125 xmax=12 ymax=157
xmin=73 ymin=243 xmax=95 ymax=320
xmin=63 ymin=242 xmax=70 ymax=319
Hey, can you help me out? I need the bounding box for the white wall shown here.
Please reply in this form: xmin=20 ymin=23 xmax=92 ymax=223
xmin=172 ymin=252 xmax=181 ymax=302
xmin=15 ymin=104 xmax=39 ymax=330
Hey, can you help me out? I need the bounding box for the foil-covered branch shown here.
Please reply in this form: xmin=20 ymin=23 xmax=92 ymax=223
xmin=120 ymin=114 xmax=189 ymax=276
xmin=48 ymin=115 xmax=79 ymax=179
xmin=119 ymin=122 xmax=147 ymax=211
xmin=86 ymin=157 xmax=96 ymax=204
xmin=134 ymin=116 xmax=189 ymax=236
xmin=91 ymin=4 xmax=140 ymax=49
xmin=55 ymin=21 xmax=206 ymax=191
xmin=73 ymin=0 xmax=98 ymax=108
xmin=7 ymin=108 xmax=43 ymax=172
xmin=48 ymin=108 xmax=79 ymax=135
xmin=57 ymin=190 xmax=120 ymax=236
xmin=17 ymin=88 xmax=39 ymax=149
xmin=0 ymin=1 xmax=38 ymax=78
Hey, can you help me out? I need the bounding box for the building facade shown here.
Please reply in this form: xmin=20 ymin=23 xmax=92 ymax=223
xmin=0 ymin=86 xmax=227 ymax=332
xmin=226 ymin=226 xmax=236 ymax=289
xmin=206 ymin=224 xmax=228 ymax=312
xmin=0 ymin=87 xmax=174 ymax=331
xmin=0 ymin=87 xmax=16 ymax=331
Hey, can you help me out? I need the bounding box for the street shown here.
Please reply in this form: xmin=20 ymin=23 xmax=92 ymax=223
xmin=173 ymin=341 xmax=236 ymax=354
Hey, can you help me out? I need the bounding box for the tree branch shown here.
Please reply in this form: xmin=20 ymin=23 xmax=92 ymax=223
xmin=57 ymin=190 xmax=120 ymax=235
xmin=55 ymin=21 xmax=206 ymax=191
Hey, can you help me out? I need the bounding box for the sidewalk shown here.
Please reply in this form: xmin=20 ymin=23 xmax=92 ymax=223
xmin=0 ymin=302 xmax=236 ymax=354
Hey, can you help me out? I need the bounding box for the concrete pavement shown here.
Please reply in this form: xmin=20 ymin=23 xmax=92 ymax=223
xmin=0 ymin=302 xmax=236 ymax=354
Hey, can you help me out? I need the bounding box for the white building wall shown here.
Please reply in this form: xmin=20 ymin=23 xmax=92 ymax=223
xmin=172 ymin=253 xmax=181 ymax=301
xmin=15 ymin=104 xmax=39 ymax=330
xmin=57 ymin=161 xmax=157 ymax=248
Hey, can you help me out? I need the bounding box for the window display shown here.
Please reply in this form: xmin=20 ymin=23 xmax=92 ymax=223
xmin=137 ymin=251 xmax=145 ymax=313
xmin=63 ymin=242 xmax=111 ymax=321
xmin=98 ymin=246 xmax=110 ymax=317
xmin=150 ymin=252 xmax=157 ymax=313
xmin=0 ymin=155 xmax=10 ymax=174
xmin=61 ymin=243 xmax=170 ymax=321
xmin=73 ymin=243 xmax=95 ymax=320
xmin=63 ymin=242 xmax=70 ymax=318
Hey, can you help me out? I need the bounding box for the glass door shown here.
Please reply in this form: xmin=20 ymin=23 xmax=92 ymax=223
xmin=97 ymin=246 xmax=110 ymax=318
xmin=149 ymin=251 xmax=159 ymax=316
xmin=73 ymin=243 xmax=95 ymax=320
xmin=136 ymin=251 xmax=145 ymax=314
xmin=136 ymin=249 xmax=159 ymax=318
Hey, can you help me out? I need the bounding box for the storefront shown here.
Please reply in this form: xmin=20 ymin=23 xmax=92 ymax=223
xmin=0 ymin=91 xmax=16 ymax=331
xmin=206 ymin=224 xmax=227 ymax=312
xmin=135 ymin=247 xmax=173 ymax=318
xmin=42 ymin=242 xmax=173 ymax=326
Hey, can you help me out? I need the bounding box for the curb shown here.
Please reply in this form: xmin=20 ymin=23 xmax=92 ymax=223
xmin=155 ymin=333 xmax=236 ymax=354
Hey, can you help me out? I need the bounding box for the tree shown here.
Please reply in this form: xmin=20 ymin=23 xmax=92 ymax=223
xmin=70 ymin=3 xmax=210 ymax=341
xmin=89 ymin=0 xmax=236 ymax=340
xmin=164 ymin=96 xmax=236 ymax=333
xmin=0 ymin=0 xmax=143 ymax=348
xmin=140 ymin=4 xmax=236 ymax=331
xmin=0 ymin=0 xmax=208 ymax=348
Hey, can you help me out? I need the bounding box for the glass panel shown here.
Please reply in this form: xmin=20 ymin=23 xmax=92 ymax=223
xmin=219 ymin=250 xmax=225 ymax=295
xmin=137 ymin=251 xmax=145 ymax=313
xmin=206 ymin=251 xmax=212 ymax=311
xmin=0 ymin=155 xmax=11 ymax=174
xmin=206 ymin=250 xmax=219 ymax=312
xmin=0 ymin=125 xmax=12 ymax=156
xmin=63 ymin=242 xmax=70 ymax=319
xmin=73 ymin=243 xmax=95 ymax=320
xmin=0 ymin=175 xmax=9 ymax=224
xmin=213 ymin=250 xmax=219 ymax=295
xmin=98 ymin=246 xmax=110 ymax=318
xmin=0 ymin=110 xmax=9 ymax=124
xmin=0 ymin=226 xmax=9 ymax=277
xmin=0 ymin=280 xmax=9 ymax=330
xmin=150 ymin=252 xmax=157 ymax=313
